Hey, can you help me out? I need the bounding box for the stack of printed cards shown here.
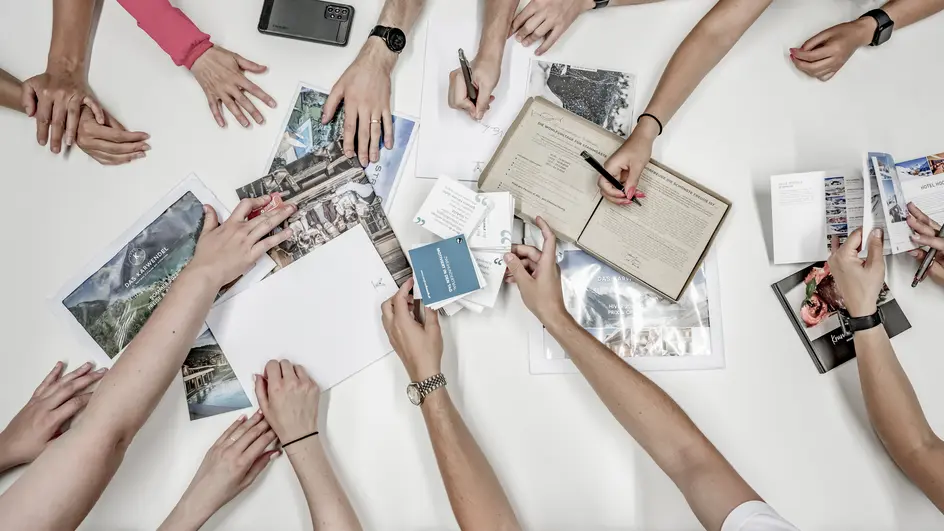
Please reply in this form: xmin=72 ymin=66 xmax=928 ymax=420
xmin=412 ymin=177 xmax=516 ymax=315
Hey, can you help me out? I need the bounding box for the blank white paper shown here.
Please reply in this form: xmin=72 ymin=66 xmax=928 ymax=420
xmin=416 ymin=1 xmax=532 ymax=181
xmin=206 ymin=226 xmax=398 ymax=397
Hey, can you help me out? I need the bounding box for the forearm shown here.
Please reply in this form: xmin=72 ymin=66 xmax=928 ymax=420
xmin=157 ymin=497 xmax=213 ymax=531
xmin=0 ymin=434 xmax=19 ymax=474
xmin=287 ymin=437 xmax=361 ymax=530
xmin=545 ymin=314 xmax=757 ymax=531
xmin=607 ymin=0 xmax=666 ymax=6
xmin=376 ymin=0 xmax=425 ymax=32
xmin=421 ymin=389 xmax=520 ymax=530
xmin=644 ymin=0 xmax=770 ymax=125
xmin=78 ymin=267 xmax=217 ymax=443
xmin=480 ymin=0 xmax=518 ymax=60
xmin=882 ymin=0 xmax=944 ymax=29
xmin=855 ymin=327 xmax=939 ymax=465
xmin=0 ymin=69 xmax=24 ymax=112
xmin=48 ymin=0 xmax=96 ymax=73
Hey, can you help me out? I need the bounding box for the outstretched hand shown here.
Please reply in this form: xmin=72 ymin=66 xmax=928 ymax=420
xmin=0 ymin=361 xmax=106 ymax=471
xmin=191 ymin=45 xmax=276 ymax=128
xmin=158 ymin=412 xmax=279 ymax=531
xmin=254 ymin=360 xmax=320 ymax=447
xmin=75 ymin=106 xmax=150 ymax=165
xmin=510 ymin=0 xmax=593 ymax=55
xmin=502 ymin=216 xmax=568 ymax=325
xmin=187 ymin=197 xmax=297 ymax=290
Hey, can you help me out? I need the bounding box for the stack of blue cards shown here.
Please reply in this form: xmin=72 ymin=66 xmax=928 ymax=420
xmin=408 ymin=235 xmax=485 ymax=311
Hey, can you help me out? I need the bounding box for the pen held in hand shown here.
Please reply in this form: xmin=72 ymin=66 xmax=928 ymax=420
xmin=580 ymin=150 xmax=642 ymax=206
xmin=458 ymin=48 xmax=478 ymax=106
xmin=912 ymin=222 xmax=944 ymax=287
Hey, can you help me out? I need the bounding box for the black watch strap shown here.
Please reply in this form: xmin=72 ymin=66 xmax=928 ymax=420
xmin=861 ymin=9 xmax=894 ymax=47
xmin=370 ymin=25 xmax=405 ymax=53
xmin=593 ymin=0 xmax=610 ymax=8
xmin=840 ymin=309 xmax=883 ymax=335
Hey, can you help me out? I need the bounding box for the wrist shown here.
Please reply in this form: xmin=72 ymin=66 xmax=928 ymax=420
xmin=406 ymin=360 xmax=442 ymax=383
xmin=46 ymin=54 xmax=86 ymax=77
xmin=853 ymin=16 xmax=878 ymax=47
xmin=177 ymin=264 xmax=225 ymax=294
xmin=634 ymin=114 xmax=662 ymax=140
xmin=542 ymin=309 xmax=577 ymax=335
xmin=846 ymin=304 xmax=878 ymax=319
xmin=0 ymin=431 xmax=21 ymax=473
xmin=361 ymin=37 xmax=398 ymax=74
xmin=160 ymin=495 xmax=214 ymax=531
xmin=284 ymin=432 xmax=321 ymax=459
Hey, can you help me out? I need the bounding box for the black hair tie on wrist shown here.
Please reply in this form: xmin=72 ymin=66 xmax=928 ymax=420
xmin=637 ymin=113 xmax=663 ymax=136
xmin=280 ymin=431 xmax=319 ymax=449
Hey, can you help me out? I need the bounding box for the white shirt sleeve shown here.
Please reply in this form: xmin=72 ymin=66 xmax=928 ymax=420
xmin=721 ymin=501 xmax=800 ymax=531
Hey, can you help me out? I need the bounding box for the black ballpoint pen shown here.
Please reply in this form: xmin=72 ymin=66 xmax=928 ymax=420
xmin=458 ymin=48 xmax=477 ymax=106
xmin=580 ymin=150 xmax=642 ymax=206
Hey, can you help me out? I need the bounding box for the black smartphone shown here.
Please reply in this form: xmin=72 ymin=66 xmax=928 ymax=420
xmin=258 ymin=0 xmax=355 ymax=47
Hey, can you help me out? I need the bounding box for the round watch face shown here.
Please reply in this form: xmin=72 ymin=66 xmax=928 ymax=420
xmin=387 ymin=28 xmax=406 ymax=52
xmin=406 ymin=384 xmax=422 ymax=405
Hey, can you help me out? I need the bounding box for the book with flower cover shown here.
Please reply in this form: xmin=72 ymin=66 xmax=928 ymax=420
xmin=771 ymin=262 xmax=911 ymax=373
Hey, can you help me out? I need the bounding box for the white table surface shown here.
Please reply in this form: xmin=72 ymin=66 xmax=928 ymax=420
xmin=2 ymin=0 xmax=944 ymax=529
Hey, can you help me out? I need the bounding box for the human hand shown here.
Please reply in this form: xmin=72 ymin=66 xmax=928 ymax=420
xmin=510 ymin=0 xmax=594 ymax=55
xmin=190 ymin=45 xmax=276 ymax=128
xmin=907 ymin=202 xmax=944 ymax=286
xmin=187 ymin=197 xmax=297 ymax=290
xmin=254 ymin=360 xmax=320 ymax=447
xmin=381 ymin=277 xmax=444 ymax=382
xmin=0 ymin=361 xmax=106 ymax=471
xmin=600 ymin=118 xmax=658 ymax=205
xmin=827 ymin=228 xmax=885 ymax=317
xmin=790 ymin=18 xmax=874 ymax=82
xmin=502 ymin=216 xmax=568 ymax=325
xmin=21 ymin=69 xmax=104 ymax=154
xmin=448 ymin=54 xmax=499 ymax=121
xmin=75 ymin=106 xmax=150 ymax=165
xmin=160 ymin=412 xmax=279 ymax=531
xmin=323 ymin=41 xmax=397 ymax=166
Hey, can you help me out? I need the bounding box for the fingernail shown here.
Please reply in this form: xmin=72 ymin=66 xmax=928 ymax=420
xmin=65 ymin=136 xmax=73 ymax=146
xmin=284 ymin=228 xmax=294 ymax=237
xmin=40 ymin=139 xmax=46 ymax=146
xmin=635 ymin=191 xmax=647 ymax=198
xmin=620 ymin=200 xmax=633 ymax=205
xmin=142 ymin=144 xmax=151 ymax=151
xmin=81 ymin=362 xmax=92 ymax=368
xmin=135 ymin=152 xmax=146 ymax=159
xmin=52 ymin=146 xmax=59 ymax=154
xmin=257 ymin=409 xmax=263 ymax=416
xmin=143 ymin=133 xmax=151 ymax=139
xmin=268 ymin=99 xmax=277 ymax=108
xmin=253 ymin=374 xmax=258 ymax=382
xmin=503 ymin=252 xmax=514 ymax=264
xmin=345 ymin=150 xmax=354 ymax=157
xmin=909 ymin=250 xmax=920 ymax=257
xmin=270 ymin=451 xmax=281 ymax=461
xmin=912 ymin=234 xmax=921 ymax=242
xmin=237 ymin=414 xmax=247 ymax=422
xmin=871 ymin=228 xmax=883 ymax=239
xmin=625 ymin=186 xmax=636 ymax=199
xmin=96 ymin=367 xmax=107 ymax=374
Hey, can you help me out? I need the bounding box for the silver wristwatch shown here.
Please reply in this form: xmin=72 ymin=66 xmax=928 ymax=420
xmin=406 ymin=374 xmax=447 ymax=406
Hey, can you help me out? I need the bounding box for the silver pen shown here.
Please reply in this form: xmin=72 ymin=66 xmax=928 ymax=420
xmin=912 ymin=223 xmax=944 ymax=286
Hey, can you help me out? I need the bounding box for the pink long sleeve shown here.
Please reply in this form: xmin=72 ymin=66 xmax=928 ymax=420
xmin=117 ymin=0 xmax=214 ymax=69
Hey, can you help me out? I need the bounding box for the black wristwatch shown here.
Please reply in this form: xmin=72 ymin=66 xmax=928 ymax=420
xmin=839 ymin=308 xmax=883 ymax=335
xmin=860 ymin=9 xmax=894 ymax=47
xmin=370 ymin=25 xmax=406 ymax=54
xmin=593 ymin=0 xmax=610 ymax=8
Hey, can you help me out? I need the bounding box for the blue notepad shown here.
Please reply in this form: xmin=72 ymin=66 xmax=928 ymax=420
xmin=409 ymin=236 xmax=482 ymax=305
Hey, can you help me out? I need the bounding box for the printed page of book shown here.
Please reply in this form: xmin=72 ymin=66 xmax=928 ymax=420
xmin=577 ymin=163 xmax=729 ymax=300
xmin=861 ymin=155 xmax=892 ymax=255
xmin=871 ymin=152 xmax=917 ymax=254
xmin=206 ymin=226 xmax=397 ymax=395
xmin=896 ymin=151 xmax=944 ymax=231
xmin=771 ymin=172 xmax=828 ymax=264
xmin=479 ymin=97 xmax=622 ymax=241
xmin=415 ymin=2 xmax=531 ymax=182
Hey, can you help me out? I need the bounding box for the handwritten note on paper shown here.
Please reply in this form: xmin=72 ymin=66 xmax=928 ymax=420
xmin=414 ymin=177 xmax=490 ymax=239
xmin=416 ymin=1 xmax=532 ymax=182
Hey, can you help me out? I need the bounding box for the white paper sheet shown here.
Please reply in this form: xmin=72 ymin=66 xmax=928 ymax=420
xmin=414 ymin=177 xmax=489 ymax=239
xmin=206 ymin=226 xmax=397 ymax=396
xmin=416 ymin=2 xmax=532 ymax=182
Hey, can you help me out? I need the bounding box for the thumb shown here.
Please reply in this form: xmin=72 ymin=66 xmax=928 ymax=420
xmin=201 ymin=205 xmax=220 ymax=236
xmin=504 ymin=252 xmax=533 ymax=286
xmin=253 ymin=373 xmax=269 ymax=412
xmin=21 ymin=83 xmax=36 ymax=117
xmin=865 ymin=228 xmax=884 ymax=268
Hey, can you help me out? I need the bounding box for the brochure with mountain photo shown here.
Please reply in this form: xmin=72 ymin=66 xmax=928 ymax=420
xmin=771 ymin=262 xmax=910 ymax=373
xmin=52 ymin=176 xmax=275 ymax=363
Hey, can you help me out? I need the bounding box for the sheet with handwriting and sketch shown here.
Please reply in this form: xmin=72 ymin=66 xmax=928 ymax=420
xmin=205 ymin=227 xmax=397 ymax=395
xmin=416 ymin=0 xmax=531 ymax=182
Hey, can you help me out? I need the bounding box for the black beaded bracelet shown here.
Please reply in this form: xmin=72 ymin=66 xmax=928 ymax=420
xmin=280 ymin=431 xmax=319 ymax=448
xmin=637 ymin=113 xmax=663 ymax=136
